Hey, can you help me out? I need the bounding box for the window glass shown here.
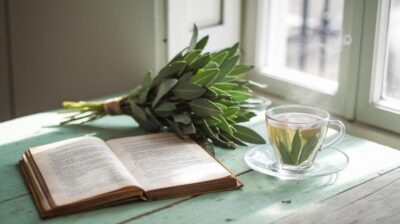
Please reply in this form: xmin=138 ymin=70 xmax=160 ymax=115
xmin=264 ymin=0 xmax=344 ymax=82
xmin=383 ymin=0 xmax=400 ymax=103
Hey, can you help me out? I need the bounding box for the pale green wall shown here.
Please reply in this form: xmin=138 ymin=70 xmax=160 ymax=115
xmin=2 ymin=0 xmax=163 ymax=119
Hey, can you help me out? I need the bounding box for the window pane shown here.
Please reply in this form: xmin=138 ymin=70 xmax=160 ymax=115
xmin=383 ymin=0 xmax=400 ymax=103
xmin=264 ymin=0 xmax=344 ymax=82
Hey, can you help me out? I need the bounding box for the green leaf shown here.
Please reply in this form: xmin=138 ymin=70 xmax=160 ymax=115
xmin=195 ymin=35 xmax=209 ymax=50
xmin=217 ymin=98 xmax=238 ymax=106
xmin=128 ymin=100 xmax=147 ymax=122
xmin=173 ymin=113 xmax=191 ymax=125
xmin=210 ymin=51 xmax=229 ymax=65
xmin=213 ymin=55 xmax=239 ymax=83
xmin=221 ymin=75 xmax=238 ymax=82
xmin=189 ymin=53 xmax=211 ymax=70
xmin=210 ymin=86 xmax=232 ymax=97
xmin=199 ymin=119 xmax=235 ymax=148
xmin=235 ymin=85 xmax=252 ymax=93
xmin=188 ymin=24 xmax=198 ymax=51
xmin=214 ymin=102 xmax=227 ymax=111
xmin=153 ymin=61 xmax=186 ymax=86
xmin=205 ymin=116 xmax=221 ymax=126
xmin=233 ymin=125 xmax=266 ymax=144
xmin=204 ymin=87 xmax=218 ymax=99
xmin=229 ymin=65 xmax=255 ymax=76
xmin=222 ymin=133 xmax=247 ymax=146
xmin=172 ymin=81 xmax=206 ymax=100
xmin=205 ymin=61 xmax=219 ymax=69
xmin=169 ymin=47 xmax=187 ymax=64
xmin=199 ymin=119 xmax=219 ymax=139
xmin=222 ymin=107 xmax=240 ymax=118
xmin=299 ymin=136 xmax=320 ymax=163
xmin=226 ymin=43 xmax=239 ymax=58
xmin=154 ymin=101 xmax=176 ymax=112
xmin=189 ymin=98 xmax=222 ymax=117
xmin=180 ymin=122 xmax=196 ymax=135
xmin=127 ymin=85 xmax=142 ymax=99
xmin=217 ymin=115 xmax=233 ymax=135
xmin=178 ymin=72 xmax=193 ymax=83
xmin=291 ymin=130 xmax=302 ymax=163
xmin=225 ymin=90 xmax=252 ymax=102
xmin=152 ymin=79 xmax=178 ymax=107
xmin=190 ymin=69 xmax=219 ymax=86
xmin=137 ymin=71 xmax=153 ymax=104
xmin=154 ymin=110 xmax=173 ymax=118
xmin=184 ymin=50 xmax=201 ymax=64
xmin=166 ymin=119 xmax=187 ymax=139
xmin=215 ymin=133 xmax=236 ymax=149
xmin=278 ymin=141 xmax=294 ymax=164
xmin=212 ymin=82 xmax=239 ymax=90
xmin=144 ymin=108 xmax=163 ymax=128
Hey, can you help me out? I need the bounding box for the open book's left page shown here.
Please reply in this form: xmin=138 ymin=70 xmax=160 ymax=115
xmin=29 ymin=136 xmax=140 ymax=206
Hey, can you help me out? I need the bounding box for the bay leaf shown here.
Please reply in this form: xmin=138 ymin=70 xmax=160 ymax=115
xmin=291 ymin=130 xmax=302 ymax=163
xmin=195 ymin=35 xmax=209 ymax=50
xmin=210 ymin=51 xmax=229 ymax=65
xmin=137 ymin=71 xmax=153 ymax=104
xmin=222 ymin=107 xmax=240 ymax=118
xmin=233 ymin=125 xmax=266 ymax=144
xmin=226 ymin=42 xmax=239 ymax=58
xmin=205 ymin=116 xmax=221 ymax=126
xmin=184 ymin=50 xmax=201 ymax=64
xmin=154 ymin=101 xmax=176 ymax=112
xmin=180 ymin=122 xmax=196 ymax=134
xmin=212 ymin=82 xmax=239 ymax=90
xmin=152 ymin=79 xmax=178 ymax=107
xmin=213 ymin=55 xmax=239 ymax=83
xmin=173 ymin=113 xmax=191 ymax=125
xmin=189 ymin=98 xmax=222 ymax=117
xmin=191 ymin=69 xmax=219 ymax=86
xmin=217 ymin=115 xmax=233 ymax=135
xmin=153 ymin=61 xmax=186 ymax=86
xmin=188 ymin=24 xmax=198 ymax=51
xmin=189 ymin=53 xmax=211 ymax=70
xmin=172 ymin=82 xmax=206 ymax=100
xmin=205 ymin=61 xmax=219 ymax=69
xmin=225 ymin=90 xmax=252 ymax=102
xmin=229 ymin=64 xmax=255 ymax=76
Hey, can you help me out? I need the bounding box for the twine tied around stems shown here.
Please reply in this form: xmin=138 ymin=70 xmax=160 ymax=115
xmin=103 ymin=97 xmax=123 ymax=115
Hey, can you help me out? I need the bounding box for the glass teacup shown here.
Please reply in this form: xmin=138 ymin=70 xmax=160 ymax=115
xmin=265 ymin=105 xmax=345 ymax=172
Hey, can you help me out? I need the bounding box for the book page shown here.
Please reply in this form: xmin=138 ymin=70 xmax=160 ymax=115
xmin=107 ymin=133 xmax=231 ymax=191
xmin=30 ymin=136 xmax=139 ymax=206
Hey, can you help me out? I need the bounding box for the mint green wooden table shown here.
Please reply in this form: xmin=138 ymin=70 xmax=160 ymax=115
xmin=1 ymin=112 xmax=400 ymax=223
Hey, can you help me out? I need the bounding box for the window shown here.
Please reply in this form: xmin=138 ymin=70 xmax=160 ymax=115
xmin=245 ymin=0 xmax=400 ymax=134
xmin=356 ymin=0 xmax=400 ymax=133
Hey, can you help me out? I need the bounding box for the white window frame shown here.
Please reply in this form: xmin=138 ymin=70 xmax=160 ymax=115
xmin=356 ymin=0 xmax=400 ymax=133
xmin=243 ymin=0 xmax=365 ymax=119
xmin=167 ymin=0 xmax=240 ymax=60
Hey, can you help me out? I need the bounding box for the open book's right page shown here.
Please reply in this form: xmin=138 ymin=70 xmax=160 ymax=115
xmin=107 ymin=133 xmax=232 ymax=191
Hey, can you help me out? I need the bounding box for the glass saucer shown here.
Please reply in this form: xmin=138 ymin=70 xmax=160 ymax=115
xmin=244 ymin=145 xmax=349 ymax=180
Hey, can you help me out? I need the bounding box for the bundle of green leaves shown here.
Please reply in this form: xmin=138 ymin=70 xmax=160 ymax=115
xmin=61 ymin=25 xmax=266 ymax=152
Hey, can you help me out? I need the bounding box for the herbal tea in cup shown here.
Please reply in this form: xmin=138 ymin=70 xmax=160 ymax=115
xmin=265 ymin=105 xmax=345 ymax=172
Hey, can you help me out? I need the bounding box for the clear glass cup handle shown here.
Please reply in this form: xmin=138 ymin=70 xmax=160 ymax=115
xmin=322 ymin=120 xmax=345 ymax=149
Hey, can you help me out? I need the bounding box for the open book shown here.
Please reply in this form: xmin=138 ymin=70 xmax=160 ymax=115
xmin=19 ymin=133 xmax=242 ymax=218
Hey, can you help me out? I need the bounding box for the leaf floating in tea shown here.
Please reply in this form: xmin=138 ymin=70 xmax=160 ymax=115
xmin=291 ymin=130 xmax=302 ymax=163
